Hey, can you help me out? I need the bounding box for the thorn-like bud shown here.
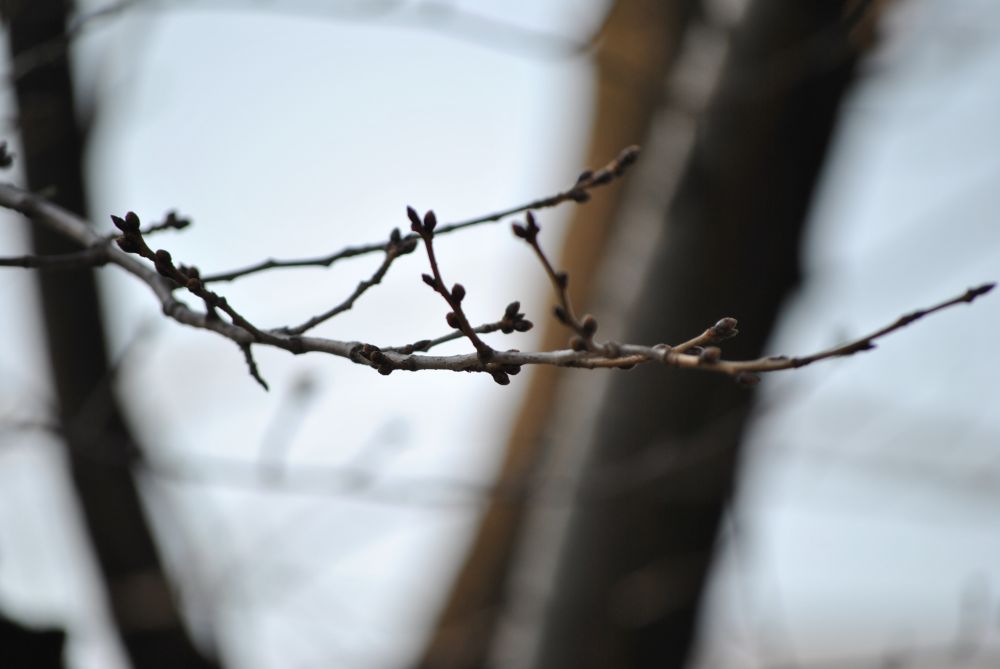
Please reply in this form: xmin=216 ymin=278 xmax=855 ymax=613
xmin=590 ymin=169 xmax=613 ymax=186
xmin=511 ymin=223 xmax=527 ymax=239
xmin=446 ymin=312 xmax=459 ymax=329
xmin=525 ymin=211 xmax=540 ymax=235
xmin=504 ymin=301 xmax=521 ymax=318
xmin=451 ymin=283 xmax=466 ymax=302
xmin=407 ymin=206 xmax=422 ymax=232
xmin=710 ymin=317 xmax=739 ymax=340
xmin=423 ymin=210 xmax=437 ymax=232
xmin=553 ymin=305 xmax=569 ymax=325
xmin=614 ymin=145 xmax=640 ymax=174
xmin=490 ymin=370 xmax=510 ymax=386
xmin=699 ymin=346 xmax=721 ymax=363
xmin=153 ymin=249 xmax=174 ymax=277
xmin=555 ymin=272 xmax=569 ymax=290
xmin=390 ymin=227 xmax=401 ymax=244
xmin=576 ymin=169 xmax=593 ymax=184
xmin=581 ymin=314 xmax=597 ymax=337
xmin=163 ymin=211 xmax=190 ymax=229
xmin=116 ymin=236 xmax=139 ymax=253
xmin=569 ymin=336 xmax=588 ymax=351
xmin=421 ymin=273 xmax=436 ymax=289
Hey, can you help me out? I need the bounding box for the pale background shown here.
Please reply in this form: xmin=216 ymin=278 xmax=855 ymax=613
xmin=0 ymin=1 xmax=998 ymax=668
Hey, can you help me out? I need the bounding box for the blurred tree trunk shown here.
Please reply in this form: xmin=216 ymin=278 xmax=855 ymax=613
xmin=3 ymin=2 xmax=220 ymax=667
xmin=529 ymin=2 xmax=864 ymax=668
xmin=416 ymin=2 xmax=701 ymax=667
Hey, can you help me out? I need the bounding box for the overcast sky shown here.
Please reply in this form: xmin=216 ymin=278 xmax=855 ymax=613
xmin=1 ymin=2 xmax=999 ymax=669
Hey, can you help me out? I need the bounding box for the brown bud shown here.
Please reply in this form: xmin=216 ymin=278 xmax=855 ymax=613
xmin=406 ymin=206 xmax=422 ymax=232
xmin=446 ymin=312 xmax=459 ymax=329
xmin=699 ymin=346 xmax=721 ymax=363
xmin=451 ymin=283 xmax=466 ymax=302
xmin=504 ymin=301 xmax=521 ymax=318
xmin=116 ymin=236 xmax=139 ymax=253
xmin=124 ymin=211 xmax=141 ymax=231
xmin=581 ymin=314 xmax=598 ymax=337
xmin=421 ymin=273 xmax=436 ymax=288
xmin=614 ymin=145 xmax=640 ymax=174
xmin=423 ymin=210 xmax=437 ymax=232
xmin=569 ymin=336 xmax=588 ymax=351
xmin=554 ymin=272 xmax=569 ymax=290
xmin=525 ymin=211 xmax=540 ymax=234
xmin=710 ymin=317 xmax=739 ymax=340
xmin=390 ymin=227 xmax=401 ymax=244
xmin=590 ymin=169 xmax=613 ymax=186
xmin=513 ymin=319 xmax=533 ymax=332
xmin=490 ymin=370 xmax=510 ymax=386
xmin=553 ymin=305 xmax=569 ymax=324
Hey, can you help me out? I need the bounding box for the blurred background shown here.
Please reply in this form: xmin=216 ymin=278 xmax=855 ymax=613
xmin=0 ymin=1 xmax=998 ymax=668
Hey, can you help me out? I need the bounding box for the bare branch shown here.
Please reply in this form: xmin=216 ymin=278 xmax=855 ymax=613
xmin=0 ymin=246 xmax=108 ymax=270
xmin=276 ymin=229 xmax=417 ymax=336
xmin=513 ymin=210 xmax=603 ymax=353
xmin=199 ymin=145 xmax=640 ymax=283
xmin=0 ymin=165 xmax=993 ymax=391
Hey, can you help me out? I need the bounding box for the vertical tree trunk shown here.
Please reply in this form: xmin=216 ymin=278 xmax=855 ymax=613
xmin=416 ymin=2 xmax=700 ymax=667
xmin=3 ymin=2 xmax=220 ymax=667
xmin=529 ymin=2 xmax=862 ymax=668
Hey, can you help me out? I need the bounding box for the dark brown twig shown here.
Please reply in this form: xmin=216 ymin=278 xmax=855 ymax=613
xmin=410 ymin=208 xmax=497 ymax=363
xmin=199 ymin=146 xmax=640 ymax=283
xmin=513 ymin=211 xmax=603 ymax=353
xmin=1 ymin=169 xmax=993 ymax=391
xmin=385 ymin=301 xmax=532 ymax=354
xmin=0 ymin=246 xmax=108 ymax=270
xmin=277 ymin=229 xmax=417 ymax=336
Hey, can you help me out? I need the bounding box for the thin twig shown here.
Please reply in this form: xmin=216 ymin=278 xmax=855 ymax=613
xmin=277 ymin=230 xmax=417 ymax=336
xmin=0 ymin=179 xmax=993 ymax=389
xmin=200 ymin=146 xmax=640 ymax=283
xmin=514 ymin=210 xmax=603 ymax=353
xmin=410 ymin=208 xmax=498 ymax=364
xmin=0 ymin=246 xmax=108 ymax=270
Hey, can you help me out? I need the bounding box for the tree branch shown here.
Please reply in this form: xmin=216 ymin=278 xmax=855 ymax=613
xmin=0 ymin=155 xmax=993 ymax=390
xmin=199 ymin=145 xmax=639 ymax=283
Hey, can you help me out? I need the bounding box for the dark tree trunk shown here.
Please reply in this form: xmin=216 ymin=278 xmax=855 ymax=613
xmin=530 ymin=2 xmax=862 ymax=668
xmin=3 ymin=2 xmax=221 ymax=667
xmin=415 ymin=2 xmax=701 ymax=667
